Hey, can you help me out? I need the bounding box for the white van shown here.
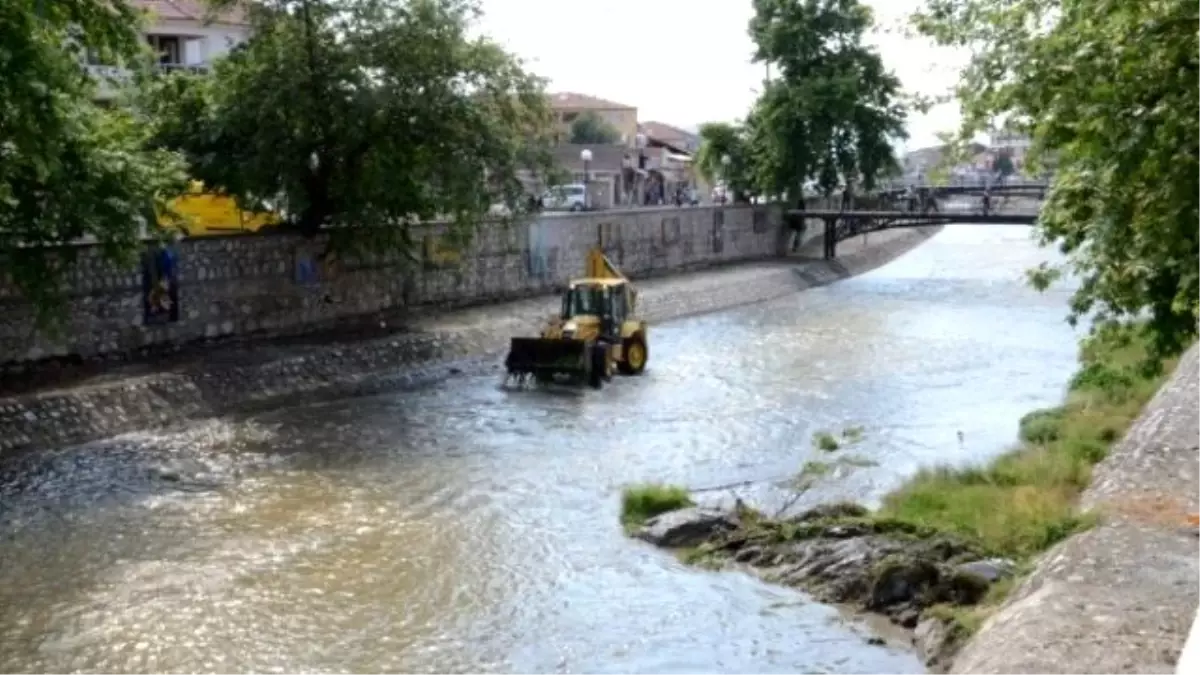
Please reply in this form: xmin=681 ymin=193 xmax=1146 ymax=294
xmin=542 ymin=184 xmax=588 ymax=211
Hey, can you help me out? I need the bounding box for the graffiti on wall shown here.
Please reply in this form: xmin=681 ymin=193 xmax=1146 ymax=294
xmin=526 ymin=216 xmax=562 ymax=282
xmin=423 ymin=233 xmax=463 ymax=269
xmin=141 ymin=244 xmax=180 ymax=325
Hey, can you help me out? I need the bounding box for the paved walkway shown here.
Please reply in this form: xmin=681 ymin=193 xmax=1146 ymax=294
xmin=952 ymin=344 xmax=1199 ymax=673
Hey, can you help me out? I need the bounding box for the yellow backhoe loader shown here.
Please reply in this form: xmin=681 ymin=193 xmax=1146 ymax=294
xmin=504 ymin=247 xmax=649 ymax=389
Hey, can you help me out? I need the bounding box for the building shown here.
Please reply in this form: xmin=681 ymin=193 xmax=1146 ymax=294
xmin=989 ymin=130 xmax=1033 ymax=172
xmin=547 ymin=92 xmax=639 ymax=147
xmin=88 ymin=1 xmax=251 ymax=100
xmin=638 ymin=121 xmax=700 ymax=154
xmin=637 ymin=123 xmax=703 ymax=204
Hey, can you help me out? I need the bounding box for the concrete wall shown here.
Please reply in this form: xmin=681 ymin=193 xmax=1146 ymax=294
xmin=0 ymin=206 xmax=787 ymax=366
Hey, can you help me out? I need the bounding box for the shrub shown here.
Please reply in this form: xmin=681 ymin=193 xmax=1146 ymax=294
xmin=620 ymin=483 xmax=694 ymax=528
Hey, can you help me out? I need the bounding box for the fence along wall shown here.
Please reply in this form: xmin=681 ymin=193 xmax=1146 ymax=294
xmin=0 ymin=205 xmax=786 ymax=366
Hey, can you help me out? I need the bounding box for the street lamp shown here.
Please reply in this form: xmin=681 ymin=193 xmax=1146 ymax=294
xmin=580 ymin=148 xmax=593 ymax=210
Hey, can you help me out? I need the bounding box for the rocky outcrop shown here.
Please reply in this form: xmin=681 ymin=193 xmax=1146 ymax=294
xmin=632 ymin=503 xmax=1013 ymax=669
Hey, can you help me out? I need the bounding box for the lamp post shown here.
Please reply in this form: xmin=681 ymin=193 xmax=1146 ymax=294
xmin=580 ymin=148 xmax=592 ymax=211
xmin=720 ymin=154 xmax=731 ymax=204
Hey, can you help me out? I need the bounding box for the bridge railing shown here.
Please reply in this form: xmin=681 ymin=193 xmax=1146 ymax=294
xmin=878 ymin=176 xmax=1049 ymax=192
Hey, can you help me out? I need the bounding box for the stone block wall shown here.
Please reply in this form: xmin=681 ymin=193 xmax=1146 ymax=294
xmin=0 ymin=205 xmax=785 ymax=365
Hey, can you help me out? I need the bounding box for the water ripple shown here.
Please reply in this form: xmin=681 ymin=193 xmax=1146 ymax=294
xmin=0 ymin=226 xmax=1080 ymax=673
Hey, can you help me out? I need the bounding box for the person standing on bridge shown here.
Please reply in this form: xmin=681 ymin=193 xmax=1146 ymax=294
xmin=841 ymin=185 xmax=854 ymax=211
xmin=982 ymin=188 xmax=991 ymax=216
xmin=905 ymin=185 xmax=917 ymax=212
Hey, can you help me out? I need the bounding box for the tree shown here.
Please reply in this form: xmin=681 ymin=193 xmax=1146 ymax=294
xmin=568 ymin=111 xmax=620 ymax=145
xmin=149 ymin=0 xmax=555 ymax=252
xmin=914 ymin=0 xmax=1199 ymax=363
xmin=0 ymin=1 xmax=186 ymax=322
xmin=695 ymin=122 xmax=758 ymax=203
xmin=746 ymin=0 xmax=908 ymax=198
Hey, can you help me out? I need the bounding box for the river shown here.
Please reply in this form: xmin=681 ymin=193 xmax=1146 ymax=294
xmin=0 ymin=225 xmax=1081 ymax=673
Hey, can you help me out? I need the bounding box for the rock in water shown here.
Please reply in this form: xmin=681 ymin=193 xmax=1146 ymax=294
xmin=634 ymin=508 xmax=739 ymax=548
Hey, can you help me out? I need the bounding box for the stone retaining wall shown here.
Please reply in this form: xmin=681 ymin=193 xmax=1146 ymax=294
xmin=0 ymin=226 xmax=941 ymax=457
xmin=950 ymin=343 xmax=1199 ymax=673
xmin=0 ymin=205 xmax=788 ymax=367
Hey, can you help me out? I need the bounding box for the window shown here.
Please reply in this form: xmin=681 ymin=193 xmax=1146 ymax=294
xmin=146 ymin=35 xmax=182 ymax=65
xmin=562 ymin=286 xmax=604 ymax=319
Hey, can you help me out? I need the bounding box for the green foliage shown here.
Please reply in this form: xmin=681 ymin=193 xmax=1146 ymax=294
xmin=879 ymin=329 xmax=1172 ymax=557
xmin=694 ymin=1 xmax=909 ymax=202
xmin=146 ymin=0 xmax=555 ymax=256
xmin=620 ymin=483 xmax=694 ymax=528
xmin=813 ymin=430 xmax=840 ymax=451
xmin=913 ymin=0 xmax=1199 ymax=365
xmin=695 ymin=122 xmax=757 ymax=202
xmin=746 ymin=0 xmax=908 ymax=196
xmin=568 ymin=111 xmax=620 ymax=145
xmin=0 ymin=1 xmax=186 ymax=324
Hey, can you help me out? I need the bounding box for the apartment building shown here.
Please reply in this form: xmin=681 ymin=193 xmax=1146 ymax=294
xmin=90 ymin=1 xmax=251 ymax=100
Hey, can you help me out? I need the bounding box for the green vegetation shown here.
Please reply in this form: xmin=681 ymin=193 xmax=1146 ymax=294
xmin=813 ymin=430 xmax=840 ymax=452
xmin=568 ymin=111 xmax=620 ymax=145
xmin=150 ymin=0 xmax=554 ymax=245
xmin=696 ymin=0 xmax=910 ymax=201
xmin=878 ymin=329 xmax=1172 ymax=558
xmin=794 ymin=455 xmax=878 ymax=490
xmin=3 ymin=1 xmax=556 ymax=321
xmin=0 ymin=1 xmax=186 ymax=323
xmin=913 ymin=0 xmax=1198 ymax=366
xmin=842 ymin=425 xmax=866 ymax=442
xmin=620 ymin=483 xmax=694 ymax=529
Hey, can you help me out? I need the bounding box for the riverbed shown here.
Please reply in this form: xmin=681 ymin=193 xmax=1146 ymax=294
xmin=0 ymin=225 xmax=1081 ymax=673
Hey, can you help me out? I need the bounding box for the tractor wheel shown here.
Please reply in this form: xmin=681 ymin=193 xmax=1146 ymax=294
xmin=588 ymin=344 xmax=607 ymax=389
xmin=618 ymin=334 xmax=648 ymax=375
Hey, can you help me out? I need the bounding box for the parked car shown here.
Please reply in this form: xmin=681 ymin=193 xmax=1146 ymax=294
xmin=542 ymin=183 xmax=588 ymax=211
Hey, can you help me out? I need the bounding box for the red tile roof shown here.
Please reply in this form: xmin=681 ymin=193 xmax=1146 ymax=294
xmin=128 ymin=1 xmax=249 ymax=25
xmin=547 ymin=92 xmax=635 ymax=111
xmin=639 ymin=121 xmax=696 ymax=143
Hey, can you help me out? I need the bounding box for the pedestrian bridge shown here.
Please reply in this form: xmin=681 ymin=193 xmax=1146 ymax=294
xmin=787 ymin=200 xmax=1042 ymax=259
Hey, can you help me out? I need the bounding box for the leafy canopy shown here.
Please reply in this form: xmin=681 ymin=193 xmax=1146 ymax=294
xmin=149 ymin=0 xmax=556 ymax=250
xmin=694 ymin=0 xmax=908 ymax=202
xmin=747 ymin=0 xmax=907 ymax=195
xmin=695 ymin=122 xmax=757 ymax=203
xmin=913 ymin=0 xmax=1199 ymax=363
xmin=0 ymin=1 xmax=186 ymax=321
xmin=568 ymin=111 xmax=621 ymax=145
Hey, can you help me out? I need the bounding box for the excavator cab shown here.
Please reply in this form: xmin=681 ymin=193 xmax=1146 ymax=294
xmin=505 ymin=248 xmax=649 ymax=389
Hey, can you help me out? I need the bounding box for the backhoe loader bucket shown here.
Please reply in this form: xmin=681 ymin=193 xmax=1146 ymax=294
xmin=505 ymin=337 xmax=592 ymax=379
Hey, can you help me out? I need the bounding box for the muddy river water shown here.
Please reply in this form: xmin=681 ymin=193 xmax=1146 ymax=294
xmin=0 ymin=226 xmax=1081 ymax=673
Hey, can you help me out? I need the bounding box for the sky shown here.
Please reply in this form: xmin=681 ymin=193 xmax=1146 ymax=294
xmin=475 ymin=0 xmax=970 ymax=151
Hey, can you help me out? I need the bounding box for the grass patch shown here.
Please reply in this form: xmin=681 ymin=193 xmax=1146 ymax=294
xmin=793 ymin=456 xmax=879 ymax=490
xmin=878 ymin=328 xmax=1176 ymax=558
xmin=813 ymin=430 xmax=840 ymax=452
xmin=620 ymin=483 xmax=694 ymax=530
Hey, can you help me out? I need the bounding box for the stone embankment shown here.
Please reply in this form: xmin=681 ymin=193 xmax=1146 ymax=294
xmin=949 ymin=343 xmax=1199 ymax=674
xmin=630 ymin=502 xmax=1014 ymax=672
xmin=0 ymin=226 xmax=940 ymax=457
